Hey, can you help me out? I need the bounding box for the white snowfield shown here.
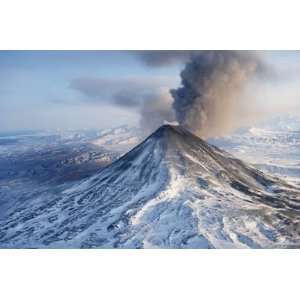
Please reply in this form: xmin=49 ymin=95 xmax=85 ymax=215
xmin=92 ymin=126 xmax=140 ymax=152
xmin=0 ymin=125 xmax=300 ymax=248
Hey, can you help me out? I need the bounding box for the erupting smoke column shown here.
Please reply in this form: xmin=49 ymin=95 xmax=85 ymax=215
xmin=171 ymin=51 xmax=265 ymax=138
xmin=140 ymin=89 xmax=175 ymax=136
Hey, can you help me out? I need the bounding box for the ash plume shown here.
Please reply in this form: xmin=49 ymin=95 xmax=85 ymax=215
xmin=139 ymin=89 xmax=175 ymax=135
xmin=136 ymin=50 xmax=191 ymax=67
xmin=71 ymin=51 xmax=271 ymax=138
xmin=171 ymin=51 xmax=267 ymax=138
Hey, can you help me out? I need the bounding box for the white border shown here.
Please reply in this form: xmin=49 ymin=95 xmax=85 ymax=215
xmin=0 ymin=0 xmax=300 ymax=49
xmin=0 ymin=249 xmax=299 ymax=300
xmin=1 ymin=0 xmax=300 ymax=299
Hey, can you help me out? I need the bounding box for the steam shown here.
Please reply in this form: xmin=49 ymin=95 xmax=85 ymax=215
xmin=170 ymin=51 xmax=267 ymax=138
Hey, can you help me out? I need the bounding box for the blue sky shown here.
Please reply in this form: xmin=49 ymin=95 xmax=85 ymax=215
xmin=0 ymin=50 xmax=300 ymax=132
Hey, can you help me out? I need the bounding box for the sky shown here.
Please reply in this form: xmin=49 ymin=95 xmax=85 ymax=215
xmin=1 ymin=50 xmax=300 ymax=132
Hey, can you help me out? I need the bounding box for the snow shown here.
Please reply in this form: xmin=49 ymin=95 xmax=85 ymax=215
xmin=1 ymin=124 xmax=300 ymax=248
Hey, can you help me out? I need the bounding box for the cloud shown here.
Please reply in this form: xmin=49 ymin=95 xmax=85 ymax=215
xmin=70 ymin=77 xmax=140 ymax=105
xmin=69 ymin=76 xmax=176 ymax=134
xmin=112 ymin=89 xmax=141 ymax=108
xmin=70 ymin=76 xmax=172 ymax=104
xmin=135 ymin=50 xmax=192 ymax=67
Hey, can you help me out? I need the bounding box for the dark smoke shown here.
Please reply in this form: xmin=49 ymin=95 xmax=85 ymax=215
xmin=170 ymin=51 xmax=267 ymax=138
xmin=135 ymin=50 xmax=192 ymax=66
xmin=72 ymin=51 xmax=269 ymax=138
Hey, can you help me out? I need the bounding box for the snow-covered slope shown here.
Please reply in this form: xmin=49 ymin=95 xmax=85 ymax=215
xmin=91 ymin=125 xmax=140 ymax=152
xmin=1 ymin=125 xmax=300 ymax=248
xmin=209 ymin=126 xmax=300 ymax=184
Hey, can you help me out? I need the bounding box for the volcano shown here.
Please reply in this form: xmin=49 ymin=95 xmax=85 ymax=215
xmin=1 ymin=125 xmax=300 ymax=248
